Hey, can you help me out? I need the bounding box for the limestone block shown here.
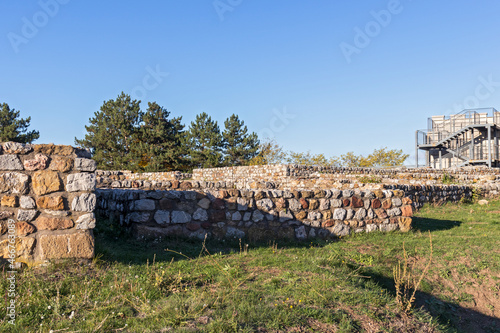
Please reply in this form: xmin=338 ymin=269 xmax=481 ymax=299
xmin=71 ymin=193 xmax=96 ymax=212
xmin=252 ymin=210 xmax=264 ymax=222
xmin=66 ymin=173 xmax=95 ymax=192
xmin=133 ymin=199 xmax=156 ymax=211
xmin=15 ymin=221 xmax=36 ymax=236
xmin=332 ymin=222 xmax=350 ymax=237
xmin=75 ymin=213 xmax=96 ymax=230
xmin=197 ymin=198 xmax=211 ymax=209
xmin=226 ymin=226 xmax=245 ymax=239
xmin=36 ymin=216 xmax=74 ymax=230
xmin=171 ymin=211 xmax=191 ymax=223
xmin=17 ymin=209 xmax=37 ymax=222
xmin=0 ymin=237 xmax=35 ymax=259
xmin=49 ymin=156 xmax=74 ymax=172
xmin=332 ymin=208 xmax=346 ymax=220
xmin=288 ymin=199 xmax=302 ymax=211
xmin=20 ymin=196 xmax=36 ymax=209
xmin=37 ymin=196 xmax=64 ymax=210
xmin=295 ymin=226 xmax=307 ymax=240
xmin=74 ymin=158 xmax=97 ymax=172
xmin=2 ymin=142 xmax=32 ymax=154
xmin=0 ymin=155 xmax=23 ymax=171
xmin=0 ymin=173 xmax=29 ymax=194
xmin=231 ymin=211 xmax=242 ymax=221
xmin=354 ymin=208 xmax=367 ymax=220
xmin=256 ymin=199 xmax=274 ymax=211
xmin=32 ymin=171 xmax=62 ymax=195
xmin=40 ymin=232 xmax=94 ymax=259
xmin=1 ymin=195 xmax=18 ymax=207
xmin=23 ymin=154 xmax=49 ymax=171
xmin=386 ymin=207 xmax=401 ymax=217
xmin=154 ymin=210 xmax=170 ymax=224
xmin=193 ymin=208 xmax=208 ymax=221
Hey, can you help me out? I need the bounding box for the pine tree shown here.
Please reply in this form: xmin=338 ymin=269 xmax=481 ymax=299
xmin=0 ymin=103 xmax=40 ymax=143
xmin=185 ymin=112 xmax=223 ymax=169
xmin=222 ymin=114 xmax=259 ymax=166
xmin=136 ymin=102 xmax=187 ymax=171
xmin=75 ymin=92 xmax=142 ymax=170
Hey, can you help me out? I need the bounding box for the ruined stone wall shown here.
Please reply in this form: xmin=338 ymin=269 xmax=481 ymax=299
xmin=96 ymin=188 xmax=414 ymax=241
xmin=0 ymin=142 xmax=96 ymax=265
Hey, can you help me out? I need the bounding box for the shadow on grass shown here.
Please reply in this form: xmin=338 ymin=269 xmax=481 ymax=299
xmin=412 ymin=217 xmax=462 ymax=232
xmin=360 ymin=268 xmax=499 ymax=333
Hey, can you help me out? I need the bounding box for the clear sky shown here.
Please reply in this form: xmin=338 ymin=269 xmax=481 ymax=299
xmin=2 ymin=0 xmax=500 ymax=165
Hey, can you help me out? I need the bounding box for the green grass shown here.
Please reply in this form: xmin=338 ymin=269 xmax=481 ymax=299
xmin=1 ymin=200 xmax=499 ymax=332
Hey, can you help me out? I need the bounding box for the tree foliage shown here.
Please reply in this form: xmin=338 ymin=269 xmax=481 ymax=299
xmin=222 ymin=114 xmax=259 ymax=166
xmin=75 ymin=93 xmax=142 ymax=170
xmin=184 ymin=112 xmax=224 ymax=169
xmin=0 ymin=103 xmax=40 ymax=143
xmin=248 ymin=138 xmax=287 ymax=165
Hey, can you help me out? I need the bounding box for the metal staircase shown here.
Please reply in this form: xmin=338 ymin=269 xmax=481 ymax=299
xmin=416 ymin=108 xmax=500 ymax=169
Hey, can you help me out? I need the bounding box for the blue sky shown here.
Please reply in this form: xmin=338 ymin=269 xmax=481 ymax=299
xmin=2 ymin=0 xmax=500 ymax=165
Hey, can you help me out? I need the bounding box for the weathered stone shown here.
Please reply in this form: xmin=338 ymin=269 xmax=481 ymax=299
xmin=226 ymin=226 xmax=245 ymax=239
xmin=252 ymin=210 xmax=264 ymax=222
xmin=20 ymin=196 xmax=36 ymax=209
xmin=366 ymin=224 xmax=378 ymax=233
xmin=375 ymin=209 xmax=388 ymax=219
xmin=314 ymin=190 xmax=326 ymax=198
xmin=126 ymin=212 xmax=150 ymax=223
xmin=401 ymin=205 xmax=413 ymax=217
xmin=307 ymin=211 xmax=322 ymax=221
xmin=237 ymin=197 xmax=248 ymax=211
xmin=180 ymin=182 xmax=192 ymax=190
xmin=256 ymin=199 xmax=274 ymax=211
xmin=299 ymin=198 xmax=309 ymax=209
xmin=333 ymin=208 xmax=346 ymax=220
xmin=17 ymin=209 xmax=37 ymax=222
xmin=308 ymin=199 xmax=319 ymax=210
xmin=371 ymin=199 xmax=381 ymax=209
xmin=71 ymin=193 xmax=96 ymax=212
xmin=295 ymin=211 xmax=307 ymax=220
xmin=367 ymin=208 xmax=375 ymax=219
xmin=33 ymin=171 xmax=62 ymax=195
xmin=0 ymin=155 xmax=23 ymax=171
xmin=193 ymin=208 xmax=208 ymax=221
xmin=346 ymin=208 xmax=355 ymax=220
xmin=322 ymin=211 xmax=332 ymax=219
xmin=288 ymin=199 xmax=302 ymax=211
xmin=0 ymin=173 xmax=29 ymax=194
xmin=15 ymin=221 xmax=36 ymax=236
xmin=1 ymin=195 xmax=18 ymax=207
xmin=342 ymin=190 xmax=354 ymax=198
xmin=391 ymin=197 xmax=402 ymax=207
xmin=295 ymin=225 xmax=307 ymax=240
xmin=332 ymin=222 xmax=350 ymax=237
xmin=381 ymin=199 xmax=392 ymax=209
xmin=159 ymin=198 xmax=175 ymax=210
xmin=398 ymin=217 xmax=413 ymax=232
xmin=23 ymin=154 xmax=49 ymax=171
xmin=154 ymin=210 xmax=170 ymax=224
xmin=33 ymin=144 xmax=74 ymax=156
xmin=275 ymin=198 xmax=287 ymax=209
xmin=379 ymin=224 xmax=398 ymax=232
xmin=37 ymin=196 xmax=64 ymax=210
xmin=243 ymin=212 xmax=252 ymax=221
xmin=197 ymin=198 xmax=211 ymax=209
xmin=0 ymin=220 xmax=6 ymax=234
xmin=75 ymin=213 xmax=96 ymax=230
xmin=319 ymin=199 xmax=330 ymax=210
xmin=134 ymin=199 xmax=156 ymax=211
xmin=49 ymin=156 xmax=74 ymax=172
xmin=36 ymin=216 xmax=74 ymax=230
xmin=342 ymin=198 xmax=351 ymax=207
xmin=279 ymin=211 xmax=293 ymax=222
xmin=66 ymin=173 xmax=95 ymax=192
xmin=210 ymin=210 xmax=225 ymax=222
xmin=43 ymin=210 xmax=70 ymax=217
xmin=171 ymin=211 xmax=191 ymax=223
xmin=0 ymin=211 xmax=14 ymax=220
xmin=2 ymin=142 xmax=32 ymax=154
xmin=74 ymin=158 xmax=96 ymax=172
xmin=40 ymin=232 xmax=94 ymax=259
xmin=186 ymin=222 xmax=200 ymax=231
xmin=330 ymin=199 xmax=342 ymax=208
xmin=0 ymin=237 xmax=35 ymax=259
xmin=354 ymin=208 xmax=367 ymax=220
xmin=373 ymin=190 xmax=385 ymax=199
xmin=351 ymin=196 xmax=364 ymax=208
xmin=322 ymin=219 xmax=335 ymax=228
xmin=386 ymin=208 xmax=401 ymax=217
xmin=232 ymin=211 xmax=242 ymax=221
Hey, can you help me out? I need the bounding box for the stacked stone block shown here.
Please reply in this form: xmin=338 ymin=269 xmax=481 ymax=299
xmin=0 ymin=142 xmax=96 ymax=264
xmin=97 ymin=188 xmax=414 ymax=241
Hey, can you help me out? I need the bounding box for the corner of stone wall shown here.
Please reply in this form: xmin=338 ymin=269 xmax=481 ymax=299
xmin=0 ymin=142 xmax=96 ymax=265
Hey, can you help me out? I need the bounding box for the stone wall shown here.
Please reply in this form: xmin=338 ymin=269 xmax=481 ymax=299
xmin=0 ymin=142 xmax=96 ymax=265
xmin=96 ymin=188 xmax=414 ymax=241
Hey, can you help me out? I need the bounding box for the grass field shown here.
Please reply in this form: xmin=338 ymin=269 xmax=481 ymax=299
xmin=1 ymin=199 xmax=499 ymax=332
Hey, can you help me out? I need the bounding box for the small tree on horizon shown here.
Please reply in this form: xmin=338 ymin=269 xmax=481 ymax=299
xmin=0 ymin=103 xmax=40 ymax=143
xmin=184 ymin=112 xmax=224 ymax=169
xmin=222 ymin=114 xmax=259 ymax=166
